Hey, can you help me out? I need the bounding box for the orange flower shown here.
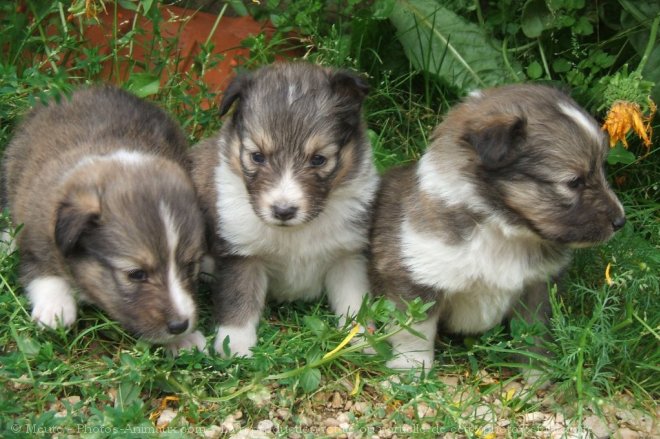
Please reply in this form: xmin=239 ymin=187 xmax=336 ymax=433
xmin=602 ymin=100 xmax=656 ymax=149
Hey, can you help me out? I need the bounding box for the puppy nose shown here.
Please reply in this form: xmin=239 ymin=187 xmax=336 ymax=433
xmin=272 ymin=204 xmax=298 ymax=221
xmin=612 ymin=216 xmax=626 ymax=231
xmin=167 ymin=319 xmax=189 ymax=335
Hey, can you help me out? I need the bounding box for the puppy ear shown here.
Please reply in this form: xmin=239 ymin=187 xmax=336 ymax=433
xmin=463 ymin=115 xmax=526 ymax=170
xmin=55 ymin=187 xmax=101 ymax=257
xmin=329 ymin=70 xmax=370 ymax=104
xmin=219 ymin=74 xmax=251 ymax=117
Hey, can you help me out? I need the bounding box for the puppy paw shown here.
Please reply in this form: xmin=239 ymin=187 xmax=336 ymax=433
xmin=214 ymin=324 xmax=257 ymax=358
xmin=387 ymin=352 xmax=434 ymax=372
xmin=165 ymin=330 xmax=207 ymax=356
xmin=27 ymin=276 xmax=77 ymax=329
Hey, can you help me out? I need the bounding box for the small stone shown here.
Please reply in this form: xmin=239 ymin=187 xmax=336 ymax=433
xmin=339 ymin=422 xmax=350 ymax=431
xmin=401 ymin=424 xmax=413 ymax=433
xmin=344 ymin=401 xmax=353 ymax=411
xmin=331 ymin=392 xmax=344 ymax=409
xmin=352 ymin=401 xmax=369 ymax=415
xmin=474 ymin=405 xmax=496 ymax=423
xmin=222 ymin=415 xmax=236 ymax=433
xmin=416 ymin=402 xmax=436 ymax=418
xmin=613 ymin=428 xmax=640 ymax=439
xmin=66 ymin=395 xmax=81 ymax=405
xmin=337 ymin=413 xmax=350 ymax=423
xmin=204 ymin=425 xmax=224 ymax=439
xmin=156 ymin=408 xmax=177 ymax=429
xmin=523 ymin=412 xmax=547 ymax=423
xmin=422 ymin=423 xmax=431 ymax=431
xmin=233 ymin=410 xmax=243 ymax=420
xmin=324 ymin=418 xmax=340 ymax=427
xmin=378 ymin=428 xmax=393 ymax=438
xmin=477 ymin=369 xmax=497 ymax=384
xmin=229 ymin=429 xmax=270 ymax=439
xmin=584 ymin=415 xmax=610 ymax=439
xmin=438 ymin=375 xmax=460 ymax=388
xmin=257 ymin=420 xmax=274 ymax=432
xmin=326 ymin=425 xmax=343 ymax=435
xmin=276 ymin=408 xmax=290 ymax=420
xmin=297 ymin=414 xmax=312 ymax=426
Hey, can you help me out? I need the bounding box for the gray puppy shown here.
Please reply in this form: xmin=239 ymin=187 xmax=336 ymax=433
xmin=369 ymin=84 xmax=626 ymax=371
xmin=190 ymin=62 xmax=379 ymax=356
xmin=2 ymin=85 xmax=206 ymax=354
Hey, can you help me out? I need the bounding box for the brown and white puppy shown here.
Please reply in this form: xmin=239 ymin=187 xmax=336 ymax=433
xmin=190 ymin=62 xmax=379 ymax=356
xmin=2 ymin=85 xmax=206 ymax=354
xmin=369 ymin=84 xmax=626 ymax=371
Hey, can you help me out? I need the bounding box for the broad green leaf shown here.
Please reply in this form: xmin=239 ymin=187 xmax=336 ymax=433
xmin=372 ymin=0 xmax=396 ymax=19
xmin=125 ymin=73 xmax=160 ymax=98
xmin=527 ymin=61 xmax=543 ymax=79
xmin=15 ymin=334 xmax=41 ymax=356
xmin=227 ymin=0 xmax=248 ymax=17
xmin=607 ymin=144 xmax=636 ymax=165
xmin=573 ymin=16 xmax=593 ymax=35
xmin=522 ymin=0 xmax=552 ymax=38
xmin=552 ymin=58 xmax=572 ymax=73
xmin=389 ymin=0 xmax=519 ymax=91
xmin=299 ymin=368 xmax=321 ymax=393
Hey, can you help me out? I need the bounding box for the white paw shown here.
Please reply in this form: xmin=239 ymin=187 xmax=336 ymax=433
xmin=164 ymin=330 xmax=207 ymax=356
xmin=214 ymin=324 xmax=257 ymax=358
xmin=387 ymin=351 xmax=434 ymax=372
xmin=27 ymin=276 xmax=77 ymax=329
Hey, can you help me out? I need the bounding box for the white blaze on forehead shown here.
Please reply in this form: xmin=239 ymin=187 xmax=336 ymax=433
xmin=159 ymin=202 xmax=195 ymax=321
xmin=107 ymin=149 xmax=152 ymax=165
xmin=64 ymin=149 xmax=155 ymax=182
xmin=558 ymin=102 xmax=603 ymax=143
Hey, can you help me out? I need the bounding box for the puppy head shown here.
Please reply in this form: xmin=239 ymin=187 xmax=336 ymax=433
xmin=219 ymin=62 xmax=370 ymax=226
xmin=54 ymin=157 xmax=205 ymax=343
xmin=455 ymin=85 xmax=625 ymax=246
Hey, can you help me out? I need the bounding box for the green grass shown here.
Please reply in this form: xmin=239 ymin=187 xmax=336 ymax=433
xmin=1 ymin=1 xmax=659 ymax=438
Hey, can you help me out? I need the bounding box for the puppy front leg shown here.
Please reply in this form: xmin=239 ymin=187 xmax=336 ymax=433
xmin=387 ymin=310 xmax=439 ymax=372
xmin=26 ymin=275 xmax=77 ymax=328
xmin=511 ymin=279 xmax=556 ymax=384
xmin=325 ymin=253 xmax=370 ymax=327
xmin=212 ymin=255 xmax=267 ymax=357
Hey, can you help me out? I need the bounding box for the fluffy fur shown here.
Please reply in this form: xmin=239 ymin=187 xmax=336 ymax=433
xmin=190 ymin=62 xmax=379 ymax=356
xmin=2 ymin=85 xmax=206 ymax=353
xmin=368 ymin=84 xmax=626 ymax=370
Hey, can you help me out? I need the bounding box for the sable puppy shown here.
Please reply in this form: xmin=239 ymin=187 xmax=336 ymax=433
xmin=369 ymin=84 xmax=626 ymax=370
xmin=2 ymin=85 xmax=206 ymax=353
xmin=190 ymin=62 xmax=379 ymax=356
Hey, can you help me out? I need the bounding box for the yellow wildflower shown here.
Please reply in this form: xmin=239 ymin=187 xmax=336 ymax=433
xmin=605 ymin=262 xmax=613 ymax=286
xmin=602 ymin=99 xmax=656 ymax=149
xmin=323 ymin=324 xmax=361 ymax=359
xmin=350 ymin=372 xmax=361 ymax=396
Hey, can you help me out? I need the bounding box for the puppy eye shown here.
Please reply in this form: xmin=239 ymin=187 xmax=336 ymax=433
xmin=310 ymin=154 xmax=327 ymax=167
xmin=127 ymin=269 xmax=148 ymax=283
xmin=251 ymin=152 xmax=266 ymax=165
xmin=566 ymin=176 xmax=585 ymax=189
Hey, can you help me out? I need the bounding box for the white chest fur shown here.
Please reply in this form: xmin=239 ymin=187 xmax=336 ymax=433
xmin=214 ymin=158 xmax=377 ymax=301
xmin=400 ymin=217 xmax=568 ymax=333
